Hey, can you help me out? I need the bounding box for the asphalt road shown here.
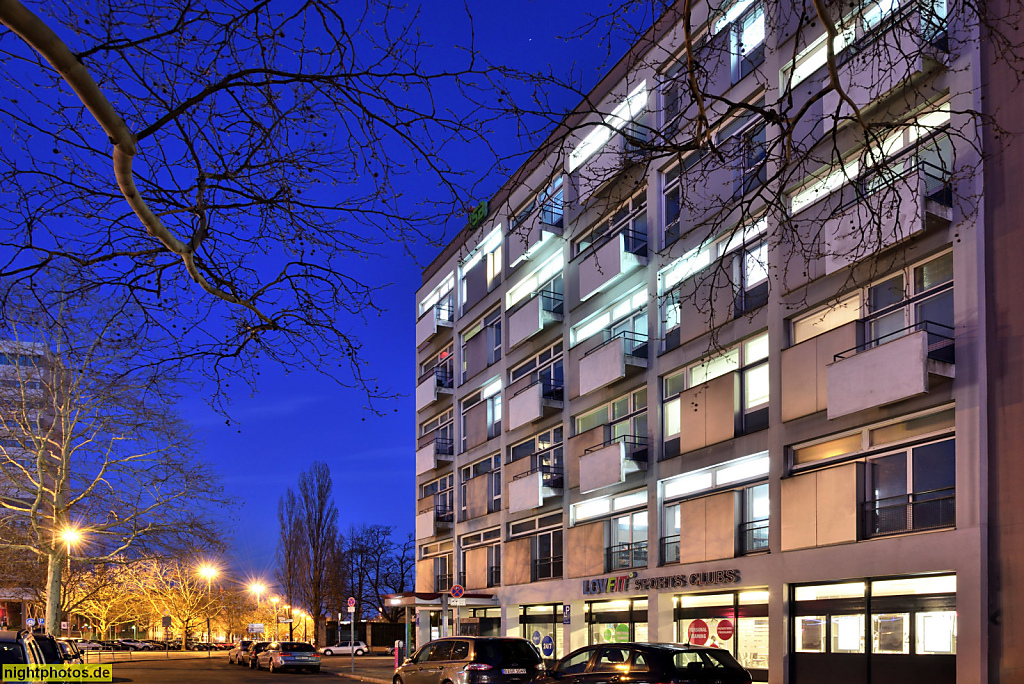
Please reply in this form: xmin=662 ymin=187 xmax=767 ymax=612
xmin=104 ymin=653 xmax=396 ymax=684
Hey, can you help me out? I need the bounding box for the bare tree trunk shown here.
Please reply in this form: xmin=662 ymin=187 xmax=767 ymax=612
xmin=44 ymin=548 xmax=62 ymax=635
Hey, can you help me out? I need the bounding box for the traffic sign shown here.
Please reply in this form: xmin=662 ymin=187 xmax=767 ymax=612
xmin=347 ymin=597 xmax=356 ymax=608
xmin=25 ymin=618 xmax=35 ymax=627
xmin=347 ymin=606 xmax=356 ymax=614
xmin=450 ymin=598 xmax=466 ymax=606
xmin=60 ymin=621 xmax=68 ymax=630
xmin=541 ymin=635 xmax=555 ymax=657
xmin=278 ymin=618 xmax=294 ymax=623
xmin=450 ymin=584 xmax=465 ymax=599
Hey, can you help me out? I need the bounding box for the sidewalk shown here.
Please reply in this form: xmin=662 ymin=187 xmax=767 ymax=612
xmin=326 ymin=655 xmax=396 ymax=684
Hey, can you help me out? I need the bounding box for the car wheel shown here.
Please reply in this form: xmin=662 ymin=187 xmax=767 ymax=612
xmin=270 ymin=661 xmax=277 ymax=673
xmin=250 ymin=658 xmax=257 ymax=669
xmin=323 ymin=649 xmax=333 ymax=656
xmin=356 ymin=649 xmax=365 ymax=656
xmin=394 ymin=677 xmax=404 ymax=684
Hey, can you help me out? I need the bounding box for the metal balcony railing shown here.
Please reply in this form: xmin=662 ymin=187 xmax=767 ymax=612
xmin=738 ymin=519 xmax=770 ymax=555
xmin=605 ymin=541 xmax=648 ymax=572
xmin=583 ymin=329 xmax=649 ymax=360
xmin=584 ymin=434 xmax=649 ymax=464
xmin=435 ymin=505 xmax=454 ymax=524
xmin=434 ymin=437 xmax=454 ymax=457
xmin=435 ymin=299 xmax=454 ymax=324
xmin=532 ymin=556 xmax=563 ymax=581
xmin=435 ymin=574 xmax=453 ymax=592
xmin=512 ymin=376 xmax=564 ymax=402
xmin=487 ymin=566 xmax=501 ymax=587
xmin=863 ymin=487 xmax=955 ymax=539
xmin=660 ymin=535 xmax=680 ymax=565
xmin=512 ymin=464 xmax=564 ymax=490
xmin=834 ymin=320 xmax=955 ymax=364
xmin=433 ymin=365 xmax=454 ymax=390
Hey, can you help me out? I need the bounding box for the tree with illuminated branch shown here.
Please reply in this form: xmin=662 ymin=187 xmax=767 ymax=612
xmin=132 ymin=557 xmax=222 ymax=649
xmin=0 ymin=285 xmax=226 ymax=634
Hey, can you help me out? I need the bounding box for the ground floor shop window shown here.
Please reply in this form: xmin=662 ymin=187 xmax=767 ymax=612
xmin=586 ymin=598 xmax=648 ymax=645
xmin=791 ymin=574 xmax=956 ymax=684
xmin=463 ymin=608 xmax=501 ymax=637
xmin=521 ymin=604 xmax=564 ymax=660
xmin=674 ymin=590 xmax=768 ymax=681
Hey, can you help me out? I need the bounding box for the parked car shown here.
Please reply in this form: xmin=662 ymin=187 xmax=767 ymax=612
xmin=55 ymin=638 xmax=84 ymax=664
xmin=117 ymin=638 xmax=152 ymax=651
xmin=538 ymin=643 xmax=751 ymax=684
xmin=320 ymin=640 xmax=368 ymax=656
xmin=256 ymin=640 xmax=321 ymax=674
xmin=228 ymin=640 xmax=254 ymax=665
xmin=241 ymin=641 xmax=272 ymax=668
xmin=0 ymin=630 xmax=40 ymax=676
xmin=394 ymin=637 xmax=544 ymax=684
xmin=73 ymin=639 xmax=102 ymax=651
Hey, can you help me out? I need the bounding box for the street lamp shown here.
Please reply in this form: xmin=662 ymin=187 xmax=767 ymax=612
xmin=284 ymin=605 xmax=293 ymax=640
xmin=248 ymin=582 xmax=266 ymax=606
xmin=197 ymin=564 xmax=218 ymax=655
xmin=59 ymin=527 xmax=83 ymax=638
xmin=272 ymin=597 xmax=280 ymax=640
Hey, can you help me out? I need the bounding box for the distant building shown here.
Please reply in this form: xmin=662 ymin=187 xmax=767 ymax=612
xmin=412 ymin=0 xmax=1022 ymax=682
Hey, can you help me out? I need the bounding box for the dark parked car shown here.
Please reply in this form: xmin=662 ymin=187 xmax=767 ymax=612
xmin=540 ymin=643 xmax=751 ymax=684
xmin=255 ymin=640 xmax=321 ymax=674
xmin=394 ymin=637 xmax=544 ymax=684
xmin=241 ymin=641 xmax=272 ymax=668
xmin=228 ymin=639 xmax=254 ymax=665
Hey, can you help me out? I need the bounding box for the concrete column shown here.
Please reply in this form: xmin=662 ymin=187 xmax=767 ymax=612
xmin=415 ymin=609 xmax=431 ymax=648
xmin=568 ymin=599 xmax=587 ymax=650
xmin=652 ymin=592 xmax=674 ymax=643
xmin=502 ymin=602 xmax=520 ymax=638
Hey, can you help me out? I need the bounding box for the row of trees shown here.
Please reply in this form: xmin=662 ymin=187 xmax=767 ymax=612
xmin=276 ymin=462 xmax=414 ymax=646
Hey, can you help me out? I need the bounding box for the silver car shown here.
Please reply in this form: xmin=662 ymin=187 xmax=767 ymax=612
xmin=255 ymin=640 xmax=321 ymax=674
xmin=228 ymin=639 xmax=254 ymax=665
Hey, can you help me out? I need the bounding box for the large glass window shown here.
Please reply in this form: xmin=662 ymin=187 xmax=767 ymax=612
xmin=573 ymin=191 xmax=647 ymax=257
xmin=675 ymin=590 xmax=768 ymax=678
xmin=607 ymin=511 xmax=648 ymax=571
xmin=864 ymin=438 xmax=955 ymax=538
xmin=588 ymin=599 xmax=648 ymax=645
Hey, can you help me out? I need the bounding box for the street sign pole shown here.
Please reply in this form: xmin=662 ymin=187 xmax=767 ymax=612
xmin=348 ymin=597 xmax=356 ymax=673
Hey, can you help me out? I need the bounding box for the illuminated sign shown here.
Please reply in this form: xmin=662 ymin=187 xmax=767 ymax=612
xmin=582 ymin=569 xmax=742 ymax=595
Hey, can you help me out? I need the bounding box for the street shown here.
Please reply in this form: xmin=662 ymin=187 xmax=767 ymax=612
xmin=101 ymin=653 xmax=395 ymax=683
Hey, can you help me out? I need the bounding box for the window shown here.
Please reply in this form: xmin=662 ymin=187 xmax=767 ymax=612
xmin=575 ymin=387 xmax=648 ymax=456
xmin=734 ymin=237 xmax=768 ymax=316
xmin=569 ymin=82 xmax=648 ymax=173
xmin=460 ymin=380 xmax=502 ymax=451
xmin=739 ymin=483 xmax=769 ymax=554
xmin=487 ymin=544 xmax=502 ymax=587
xmin=421 ymin=473 xmax=454 ymax=523
xmin=433 ymin=555 xmax=453 ymax=592
xmin=662 ymin=331 xmax=769 ymax=448
xmin=791 ymin=294 xmax=860 ymax=344
xmin=511 ymin=340 xmax=563 ymax=389
xmin=419 ymin=273 xmax=455 ymax=321
xmin=460 ymin=229 xmax=502 ymax=311
xmin=864 ymin=438 xmax=955 ymax=538
xmin=662 ymin=163 xmax=682 ymax=247
xmin=607 ymin=510 xmax=648 ymax=571
xmin=510 ymin=176 xmax=564 ymax=237
xmin=734 ymin=123 xmax=766 ymax=198
xmin=420 ymin=344 xmax=454 ymax=390
xmin=461 ymin=308 xmax=502 ymax=382
xmin=864 ymin=251 xmax=953 ymax=361
xmin=573 ymin=287 xmax=648 ymax=350
xmin=506 ymin=253 xmax=563 ymax=311
xmin=731 ymin=2 xmax=765 ymax=82
xmin=420 ymin=408 xmax=454 ymax=456
xmin=510 ymin=427 xmax=564 ymax=489
xmin=533 ymin=528 xmax=563 ymax=581
xmin=461 ymin=454 xmax=502 ymax=518
xmin=572 ymin=190 xmax=647 ymax=257
xmin=660 ymin=453 xmax=769 ymax=563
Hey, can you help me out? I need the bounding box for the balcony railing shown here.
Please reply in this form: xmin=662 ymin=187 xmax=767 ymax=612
xmin=738 ymin=519 xmax=770 ymax=555
xmin=435 ymin=505 xmax=454 ymax=524
xmin=605 ymin=541 xmax=648 ymax=572
xmin=432 ymin=365 xmax=454 ymax=390
xmin=583 ymin=329 xmax=649 ymax=360
xmin=512 ymin=464 xmax=564 ymax=490
xmin=513 ymin=375 xmax=564 ymax=403
xmin=863 ymin=487 xmax=955 ymax=538
xmin=488 ymin=566 xmax=501 ymax=587
xmin=532 ymin=556 xmax=563 ymax=581
xmin=457 ymin=571 xmax=466 ymax=587
xmin=436 ymin=574 xmax=453 ymax=592
xmin=584 ymin=434 xmax=649 ymax=464
xmin=434 ymin=437 xmax=454 ymax=457
xmin=834 ymin=320 xmax=955 ymax=364
xmin=660 ymin=535 xmax=680 ymax=565
xmin=435 ymin=299 xmax=454 ymax=324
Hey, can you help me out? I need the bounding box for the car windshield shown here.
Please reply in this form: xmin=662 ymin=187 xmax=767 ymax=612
xmin=672 ymin=649 xmax=742 ymax=671
xmin=0 ymin=643 xmax=25 ymax=665
xmin=475 ymin=640 xmax=542 ymax=666
xmin=239 ymin=641 xmax=253 ymax=649
xmin=280 ymin=643 xmax=315 ymax=652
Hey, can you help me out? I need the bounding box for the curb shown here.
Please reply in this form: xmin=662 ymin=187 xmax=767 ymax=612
xmin=332 ymin=673 xmax=391 ymax=684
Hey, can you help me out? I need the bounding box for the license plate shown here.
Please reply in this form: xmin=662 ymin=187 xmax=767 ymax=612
xmin=502 ymin=668 xmax=527 ymax=674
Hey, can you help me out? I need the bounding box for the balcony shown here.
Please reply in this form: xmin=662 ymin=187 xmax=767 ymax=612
xmin=415 ymin=300 xmax=454 ymax=349
xmin=605 ymin=541 xmax=648 ymax=572
xmin=508 ymin=208 xmax=564 ymax=267
xmin=820 ymin=160 xmax=953 ymax=276
xmin=415 ymin=505 xmax=453 ymax=540
xmin=508 ymin=465 xmax=564 ymax=514
xmin=488 ymin=566 xmax=501 ymax=588
xmin=507 ymin=378 xmax=563 ymax=431
xmin=862 ymin=487 xmax=955 ymax=539
xmin=415 ymin=436 xmax=454 ymax=476
xmin=578 ymin=230 xmax=648 ymax=302
xmin=415 ymin=366 xmax=454 ymax=412
xmin=826 ymin=322 xmax=954 ymax=419
xmin=738 ymin=519 xmax=770 ymax=555
xmin=578 ymin=331 xmax=648 ymax=397
xmin=579 ymin=435 xmax=648 ymax=494
xmin=531 ymin=556 xmax=563 ymax=582
xmin=822 ymin=8 xmax=948 ymax=131
xmin=508 ymin=292 xmax=563 ymax=349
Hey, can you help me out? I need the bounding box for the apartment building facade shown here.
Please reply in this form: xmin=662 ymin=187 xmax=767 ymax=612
xmin=412 ymin=0 xmax=1017 ymax=681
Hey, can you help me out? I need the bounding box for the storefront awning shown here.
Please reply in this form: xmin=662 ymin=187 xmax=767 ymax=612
xmin=384 ymin=592 xmax=498 ymax=608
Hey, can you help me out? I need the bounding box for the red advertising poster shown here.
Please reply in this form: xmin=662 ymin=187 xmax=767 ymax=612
xmin=687 ymin=619 xmax=709 ymax=645
xmin=717 ymin=619 xmax=735 ymax=641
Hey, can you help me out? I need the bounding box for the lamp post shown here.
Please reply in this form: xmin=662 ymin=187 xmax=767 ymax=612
xmin=285 ymin=605 xmax=293 ymax=640
xmin=272 ymin=598 xmax=280 ymax=640
xmin=248 ymin=582 xmax=265 ymax=607
xmin=198 ymin=564 xmax=218 ymax=657
xmin=59 ymin=527 xmax=82 ymax=638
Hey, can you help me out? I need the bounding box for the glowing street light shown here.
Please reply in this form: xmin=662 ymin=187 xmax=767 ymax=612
xmin=272 ymin=597 xmax=280 ymax=640
xmin=59 ymin=526 xmax=83 ymax=638
xmin=248 ymin=582 xmax=266 ymax=606
xmin=196 ymin=563 xmax=219 ymax=653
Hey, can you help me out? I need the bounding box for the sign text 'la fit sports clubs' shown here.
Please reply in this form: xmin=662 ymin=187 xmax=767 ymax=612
xmin=581 ymin=569 xmax=742 ymax=595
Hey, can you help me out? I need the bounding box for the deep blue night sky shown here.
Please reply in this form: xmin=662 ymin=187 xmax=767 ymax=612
xmin=183 ymin=1 xmax=644 ymax=580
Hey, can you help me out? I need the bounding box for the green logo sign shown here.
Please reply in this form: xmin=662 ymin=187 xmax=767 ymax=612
xmin=468 ymin=200 xmax=488 ymax=228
